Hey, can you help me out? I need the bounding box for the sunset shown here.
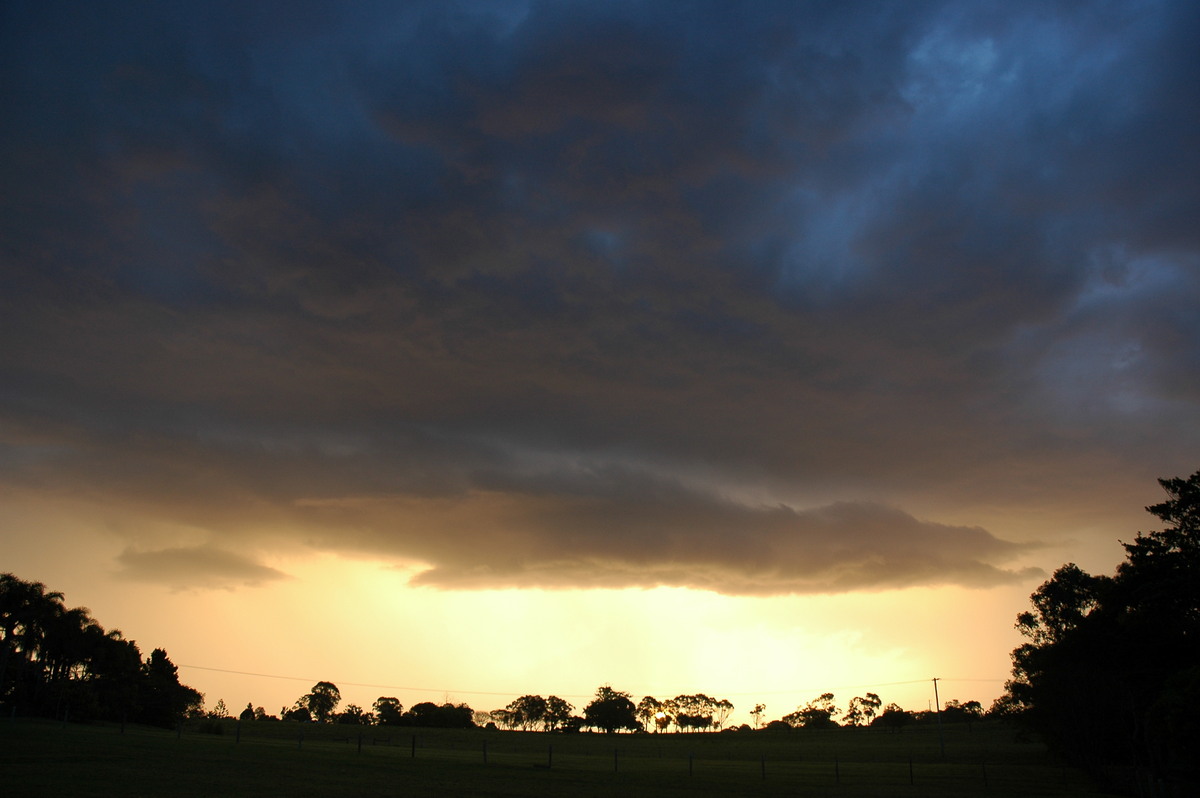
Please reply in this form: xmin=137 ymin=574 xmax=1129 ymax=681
xmin=2 ymin=0 xmax=1197 ymax=765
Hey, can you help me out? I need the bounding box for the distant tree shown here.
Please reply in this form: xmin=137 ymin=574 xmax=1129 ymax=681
xmin=783 ymin=693 xmax=839 ymax=729
xmin=873 ymin=703 xmax=912 ymax=733
xmin=336 ymin=704 xmax=372 ymax=725
xmin=1001 ymin=471 xmax=1200 ymax=787
xmin=506 ymin=695 xmax=548 ymax=731
xmin=544 ymin=695 xmax=574 ymax=731
xmin=671 ymin=694 xmax=715 ymax=732
xmin=239 ymin=702 xmax=256 ymax=721
xmin=661 ymin=697 xmax=680 ymax=731
xmin=583 ymin=685 xmax=638 ymax=734
xmin=636 ymin=696 xmax=662 ymax=733
xmin=712 ymin=698 xmax=734 ymax=730
xmin=664 ymin=693 xmax=730 ymax=732
xmin=282 ymin=703 xmax=311 ymax=722
xmin=303 ymin=681 xmax=341 ymax=723
xmin=373 ymin=697 xmax=404 ymax=726
xmin=490 ymin=707 xmax=516 ymax=730
xmin=750 ymin=703 xmax=766 ymax=729
xmin=209 ymin=698 xmax=229 ymax=719
xmin=403 ymin=701 xmax=475 ymax=728
xmin=942 ymin=699 xmax=983 ymax=727
xmin=843 ymin=693 xmax=882 ymax=727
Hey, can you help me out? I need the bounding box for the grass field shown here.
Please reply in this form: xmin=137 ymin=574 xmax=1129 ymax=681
xmin=2 ymin=717 xmax=1118 ymax=797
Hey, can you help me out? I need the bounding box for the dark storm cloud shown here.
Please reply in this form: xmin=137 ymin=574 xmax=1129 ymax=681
xmin=1 ymin=1 xmax=1197 ymax=591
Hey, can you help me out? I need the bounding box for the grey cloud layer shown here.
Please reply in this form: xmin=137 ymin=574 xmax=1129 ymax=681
xmin=1 ymin=1 xmax=1197 ymax=591
xmin=116 ymin=544 xmax=290 ymax=591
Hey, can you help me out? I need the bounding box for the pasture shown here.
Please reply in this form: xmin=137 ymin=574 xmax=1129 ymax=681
xmin=2 ymin=717 xmax=1116 ymax=797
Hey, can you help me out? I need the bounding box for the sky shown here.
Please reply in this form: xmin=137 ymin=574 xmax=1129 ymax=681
xmin=1 ymin=0 xmax=1197 ymax=725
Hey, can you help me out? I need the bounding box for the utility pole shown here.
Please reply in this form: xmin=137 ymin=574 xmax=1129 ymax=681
xmin=932 ymin=677 xmax=945 ymax=758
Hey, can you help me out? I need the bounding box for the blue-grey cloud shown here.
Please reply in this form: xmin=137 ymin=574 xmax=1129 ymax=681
xmin=1 ymin=0 xmax=1196 ymax=591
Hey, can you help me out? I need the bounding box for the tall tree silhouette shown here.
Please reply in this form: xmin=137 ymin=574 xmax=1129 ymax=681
xmin=583 ymin=685 xmax=638 ymax=733
xmin=544 ymin=695 xmax=574 ymax=731
xmin=1 ymin=574 xmax=198 ymax=726
xmin=1004 ymin=470 xmax=1200 ymax=788
xmin=303 ymin=681 xmax=341 ymax=722
xmin=636 ymin=695 xmax=663 ymax=732
xmin=843 ymin=693 xmax=882 ymax=726
xmin=505 ymin=695 xmax=547 ymax=731
xmin=373 ymin=696 xmax=404 ymax=726
xmin=783 ymin=693 xmax=839 ymax=728
xmin=140 ymin=648 xmax=203 ymax=727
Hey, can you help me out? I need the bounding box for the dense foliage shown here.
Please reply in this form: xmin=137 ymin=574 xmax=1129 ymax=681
xmin=1003 ymin=471 xmax=1200 ymax=787
xmin=0 ymin=574 xmax=201 ymax=727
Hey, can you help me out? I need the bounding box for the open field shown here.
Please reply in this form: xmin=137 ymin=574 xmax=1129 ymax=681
xmin=2 ymin=717 xmax=1117 ymax=797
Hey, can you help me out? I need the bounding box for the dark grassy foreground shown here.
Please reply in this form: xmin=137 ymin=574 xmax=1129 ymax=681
xmin=2 ymin=717 xmax=1117 ymax=797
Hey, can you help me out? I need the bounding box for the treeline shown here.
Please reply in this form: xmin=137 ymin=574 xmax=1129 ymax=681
xmin=763 ymin=694 xmax=986 ymax=733
xmin=225 ymin=680 xmax=988 ymax=736
xmin=0 ymin=574 xmax=201 ymax=727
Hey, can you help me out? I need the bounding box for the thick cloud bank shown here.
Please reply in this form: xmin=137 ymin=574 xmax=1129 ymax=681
xmin=1 ymin=1 xmax=1196 ymax=591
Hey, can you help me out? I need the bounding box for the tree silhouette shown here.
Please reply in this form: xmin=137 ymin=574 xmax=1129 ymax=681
xmin=302 ymin=681 xmax=341 ymax=722
xmin=843 ymin=693 xmax=882 ymax=726
xmin=544 ymin=695 xmax=574 ymax=731
xmin=941 ymin=699 xmax=982 ymax=726
xmin=583 ymin=685 xmax=638 ymax=733
xmin=506 ymin=694 xmax=547 ymax=731
xmin=783 ymin=693 xmax=839 ymax=729
xmin=636 ymin=695 xmax=661 ymax=732
xmin=403 ymin=701 xmax=475 ymax=728
xmin=336 ymin=704 xmax=372 ymax=725
xmin=713 ymin=698 xmax=734 ymax=730
xmin=1 ymin=574 xmax=202 ymax=727
xmin=373 ymin=696 xmax=404 ymax=726
xmin=1003 ymin=470 xmax=1200 ymax=787
xmin=874 ymin=703 xmax=912 ymax=733
xmin=141 ymin=648 xmax=203 ymax=727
